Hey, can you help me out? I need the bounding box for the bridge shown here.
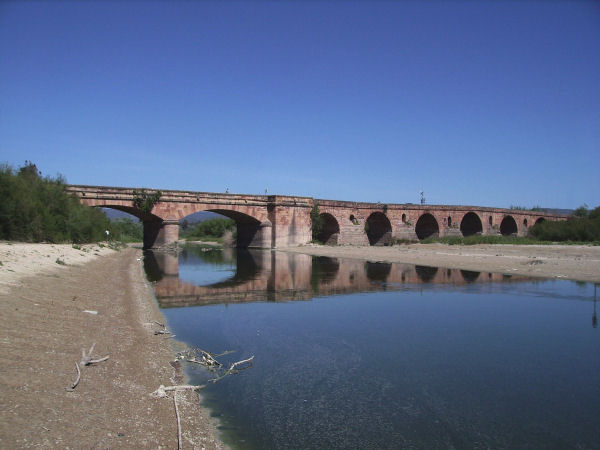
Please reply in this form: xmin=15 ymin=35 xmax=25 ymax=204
xmin=66 ymin=185 xmax=568 ymax=249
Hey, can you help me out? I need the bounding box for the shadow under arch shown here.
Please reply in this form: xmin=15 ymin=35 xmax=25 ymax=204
xmin=460 ymin=270 xmax=481 ymax=283
xmin=415 ymin=265 xmax=438 ymax=282
xmin=460 ymin=212 xmax=483 ymax=237
xmin=365 ymin=261 xmax=392 ymax=282
xmin=205 ymin=249 xmax=263 ymax=288
xmin=500 ymin=215 xmax=518 ymax=236
xmin=535 ymin=217 xmax=546 ymax=225
xmin=366 ymin=212 xmax=392 ymax=246
xmin=317 ymin=213 xmax=340 ymax=245
xmin=415 ymin=213 xmax=439 ymax=240
xmin=311 ymin=256 xmax=340 ymax=291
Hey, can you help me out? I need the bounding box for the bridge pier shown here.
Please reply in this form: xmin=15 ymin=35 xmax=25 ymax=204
xmin=143 ymin=219 xmax=179 ymax=249
xmin=237 ymin=221 xmax=272 ymax=248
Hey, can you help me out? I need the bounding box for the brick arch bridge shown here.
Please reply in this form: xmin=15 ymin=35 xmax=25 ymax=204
xmin=66 ymin=185 xmax=567 ymax=249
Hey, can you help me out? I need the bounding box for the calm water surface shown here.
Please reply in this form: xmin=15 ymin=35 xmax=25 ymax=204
xmin=146 ymin=245 xmax=600 ymax=449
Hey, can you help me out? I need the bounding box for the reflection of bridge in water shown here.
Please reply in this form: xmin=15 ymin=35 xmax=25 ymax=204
xmin=147 ymin=247 xmax=534 ymax=308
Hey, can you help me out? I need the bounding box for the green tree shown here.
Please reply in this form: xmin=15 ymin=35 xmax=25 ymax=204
xmin=0 ymin=162 xmax=111 ymax=243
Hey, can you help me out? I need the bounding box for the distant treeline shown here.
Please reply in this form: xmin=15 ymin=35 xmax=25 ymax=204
xmin=180 ymin=217 xmax=235 ymax=242
xmin=0 ymin=162 xmax=142 ymax=243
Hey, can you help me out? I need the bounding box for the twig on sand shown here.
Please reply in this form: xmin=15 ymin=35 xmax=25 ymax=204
xmin=65 ymin=362 xmax=81 ymax=391
xmin=174 ymin=391 xmax=182 ymax=450
xmin=151 ymin=384 xmax=206 ymax=398
xmin=153 ymin=350 xmax=254 ymax=448
xmin=80 ymin=342 xmax=109 ymax=366
xmin=66 ymin=343 xmax=109 ymax=391
xmin=154 ymin=321 xmax=172 ymax=335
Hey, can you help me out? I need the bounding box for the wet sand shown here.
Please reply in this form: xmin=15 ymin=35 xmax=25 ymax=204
xmin=0 ymin=242 xmax=224 ymax=449
xmin=281 ymin=243 xmax=600 ymax=283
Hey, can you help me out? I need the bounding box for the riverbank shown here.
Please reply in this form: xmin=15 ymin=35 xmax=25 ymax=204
xmin=281 ymin=243 xmax=600 ymax=283
xmin=0 ymin=242 xmax=224 ymax=449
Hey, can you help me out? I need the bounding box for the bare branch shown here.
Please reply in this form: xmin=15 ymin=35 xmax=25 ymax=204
xmin=65 ymin=363 xmax=81 ymax=391
xmin=174 ymin=391 xmax=182 ymax=450
xmin=151 ymin=384 xmax=205 ymax=398
xmin=80 ymin=342 xmax=109 ymax=366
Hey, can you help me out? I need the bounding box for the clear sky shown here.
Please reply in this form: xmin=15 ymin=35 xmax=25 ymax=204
xmin=1 ymin=1 xmax=599 ymax=209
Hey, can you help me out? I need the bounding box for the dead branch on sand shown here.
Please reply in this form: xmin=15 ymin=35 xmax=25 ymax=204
xmin=174 ymin=391 xmax=182 ymax=450
xmin=152 ymin=349 xmax=254 ymax=448
xmin=65 ymin=363 xmax=81 ymax=391
xmin=65 ymin=343 xmax=109 ymax=391
xmin=150 ymin=384 xmax=206 ymax=399
xmin=154 ymin=321 xmax=172 ymax=335
xmin=80 ymin=342 xmax=109 ymax=366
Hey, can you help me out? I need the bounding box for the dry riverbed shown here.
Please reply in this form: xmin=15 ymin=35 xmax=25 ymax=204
xmin=0 ymin=242 xmax=224 ymax=449
xmin=283 ymin=243 xmax=600 ymax=283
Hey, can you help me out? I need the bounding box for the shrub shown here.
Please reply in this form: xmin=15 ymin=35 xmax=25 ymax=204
xmin=529 ymin=207 xmax=600 ymax=243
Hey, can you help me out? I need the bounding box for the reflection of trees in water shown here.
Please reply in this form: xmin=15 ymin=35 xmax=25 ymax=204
xmin=180 ymin=245 xmax=234 ymax=265
xmin=460 ymin=270 xmax=480 ymax=283
xmin=365 ymin=262 xmax=392 ymax=282
xmin=311 ymin=256 xmax=340 ymax=292
xmin=415 ymin=265 xmax=438 ymax=283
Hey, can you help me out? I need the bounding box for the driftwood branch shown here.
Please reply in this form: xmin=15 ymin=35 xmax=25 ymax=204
xmin=208 ymin=356 xmax=254 ymax=383
xmin=151 ymin=384 xmax=206 ymax=398
xmin=154 ymin=321 xmax=172 ymax=335
xmin=174 ymin=391 xmax=182 ymax=450
xmin=80 ymin=343 xmax=110 ymax=366
xmin=66 ymin=343 xmax=109 ymax=391
xmin=154 ymin=348 xmax=254 ymax=449
xmin=65 ymin=363 xmax=81 ymax=391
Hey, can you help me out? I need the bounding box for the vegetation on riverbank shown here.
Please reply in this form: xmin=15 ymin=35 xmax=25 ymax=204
xmin=0 ymin=162 xmax=142 ymax=244
xmin=418 ymin=206 xmax=599 ymax=245
xmin=529 ymin=206 xmax=600 ymax=242
xmin=180 ymin=217 xmax=236 ymax=243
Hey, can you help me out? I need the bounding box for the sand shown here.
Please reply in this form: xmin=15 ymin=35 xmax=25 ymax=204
xmin=0 ymin=242 xmax=224 ymax=449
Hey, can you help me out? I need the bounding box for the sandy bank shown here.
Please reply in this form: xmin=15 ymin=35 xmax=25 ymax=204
xmin=0 ymin=243 xmax=224 ymax=449
xmin=281 ymin=243 xmax=600 ymax=283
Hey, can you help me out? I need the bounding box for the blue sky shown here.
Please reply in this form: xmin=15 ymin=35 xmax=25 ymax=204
xmin=1 ymin=1 xmax=599 ymax=209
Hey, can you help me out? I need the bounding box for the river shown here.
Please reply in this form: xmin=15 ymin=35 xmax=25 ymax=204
xmin=145 ymin=245 xmax=599 ymax=449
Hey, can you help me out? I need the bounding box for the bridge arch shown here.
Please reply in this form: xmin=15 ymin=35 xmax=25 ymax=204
xmin=415 ymin=213 xmax=439 ymax=240
xmin=366 ymin=212 xmax=392 ymax=246
xmin=316 ymin=213 xmax=340 ymax=245
xmin=460 ymin=212 xmax=483 ymax=237
xmin=184 ymin=208 xmax=271 ymax=248
xmin=535 ymin=217 xmax=546 ymax=225
xmin=500 ymin=215 xmax=518 ymax=236
xmin=90 ymin=204 xmax=161 ymax=222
